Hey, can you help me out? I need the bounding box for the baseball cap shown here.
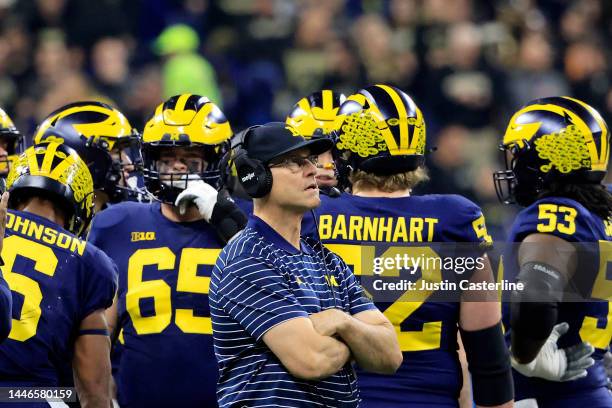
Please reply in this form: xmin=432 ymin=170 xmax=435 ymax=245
xmin=244 ymin=122 xmax=333 ymax=164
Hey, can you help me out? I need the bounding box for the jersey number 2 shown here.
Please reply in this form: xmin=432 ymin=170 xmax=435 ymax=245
xmin=326 ymin=243 xmax=442 ymax=352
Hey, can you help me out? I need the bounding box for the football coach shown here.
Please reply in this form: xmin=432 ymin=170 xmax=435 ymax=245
xmin=209 ymin=122 xmax=402 ymax=407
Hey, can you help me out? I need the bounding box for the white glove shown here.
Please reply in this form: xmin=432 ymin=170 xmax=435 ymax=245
xmin=174 ymin=180 xmax=218 ymax=221
xmin=512 ymin=322 xmax=595 ymax=382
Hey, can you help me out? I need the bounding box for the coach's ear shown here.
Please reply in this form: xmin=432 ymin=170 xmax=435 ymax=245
xmin=262 ymin=317 xmax=350 ymax=380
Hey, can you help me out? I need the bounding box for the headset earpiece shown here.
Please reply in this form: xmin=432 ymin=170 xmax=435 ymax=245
xmin=233 ymin=125 xmax=274 ymax=198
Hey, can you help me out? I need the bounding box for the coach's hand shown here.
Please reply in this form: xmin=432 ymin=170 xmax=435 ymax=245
xmin=511 ymin=322 xmax=594 ymax=382
xmin=309 ymin=309 xmax=349 ymax=338
xmin=175 ymin=181 xmax=247 ymax=244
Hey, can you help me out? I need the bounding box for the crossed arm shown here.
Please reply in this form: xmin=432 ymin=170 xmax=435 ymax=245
xmin=263 ymin=317 xmax=351 ymax=380
xmin=263 ymin=308 xmax=402 ymax=380
xmin=310 ymin=308 xmax=402 ymax=374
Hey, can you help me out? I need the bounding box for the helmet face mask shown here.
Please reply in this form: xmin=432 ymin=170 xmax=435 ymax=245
xmin=493 ymin=96 xmax=610 ymax=206
xmin=105 ymin=136 xmax=144 ymax=201
xmin=33 ymin=101 xmax=143 ymax=203
xmin=493 ymin=142 xmax=545 ymax=206
xmin=143 ymin=144 xmax=221 ymax=201
xmin=142 ymin=94 xmax=232 ymax=203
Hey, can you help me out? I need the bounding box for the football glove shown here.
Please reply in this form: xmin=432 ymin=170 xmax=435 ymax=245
xmin=175 ymin=180 xmax=247 ymax=243
xmin=511 ymin=322 xmax=595 ymax=382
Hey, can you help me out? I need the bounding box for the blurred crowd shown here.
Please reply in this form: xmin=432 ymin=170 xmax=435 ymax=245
xmin=0 ymin=0 xmax=611 ymax=238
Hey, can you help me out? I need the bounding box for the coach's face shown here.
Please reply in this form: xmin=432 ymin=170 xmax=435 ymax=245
xmin=267 ymin=147 xmax=320 ymax=212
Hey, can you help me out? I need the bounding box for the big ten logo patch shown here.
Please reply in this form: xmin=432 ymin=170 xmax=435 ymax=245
xmin=131 ymin=232 xmax=156 ymax=242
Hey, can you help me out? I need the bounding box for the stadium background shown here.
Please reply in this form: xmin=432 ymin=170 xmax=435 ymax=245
xmin=0 ymin=0 xmax=610 ymax=240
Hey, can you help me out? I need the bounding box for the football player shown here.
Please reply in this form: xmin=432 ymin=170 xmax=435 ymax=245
xmin=32 ymin=102 xmax=141 ymax=405
xmin=33 ymin=101 xmax=143 ymax=211
xmin=0 ymin=108 xmax=23 ymax=178
xmin=494 ymin=96 xmax=612 ymax=407
xmin=0 ymin=142 xmax=117 ymax=406
xmin=302 ymin=84 xmax=514 ymax=407
xmin=88 ymin=94 xmax=245 ymax=408
xmin=286 ymin=89 xmax=346 ymax=191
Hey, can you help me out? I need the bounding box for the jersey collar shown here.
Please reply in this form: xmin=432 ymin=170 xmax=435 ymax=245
xmin=247 ymin=215 xmax=312 ymax=255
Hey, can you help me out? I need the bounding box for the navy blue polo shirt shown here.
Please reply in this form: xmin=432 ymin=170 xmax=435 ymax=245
xmin=209 ymin=215 xmax=375 ymax=407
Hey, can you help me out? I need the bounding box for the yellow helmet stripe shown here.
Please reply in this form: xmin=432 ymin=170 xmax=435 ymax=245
xmin=502 ymin=109 xmax=543 ymax=147
xmin=27 ymin=147 xmax=40 ymax=174
xmin=377 ymin=84 xmax=409 ymax=153
xmin=175 ymin=94 xmax=193 ymax=112
xmin=40 ymin=142 xmax=59 ymax=174
xmin=0 ymin=108 xmax=15 ymax=129
xmin=365 ymin=92 xmax=398 ymax=152
xmin=564 ymin=96 xmax=609 ymax=169
xmin=322 ymin=90 xmax=333 ymax=113
xmin=49 ymin=153 xmax=76 ymax=180
xmin=409 ymin=108 xmax=424 ymax=150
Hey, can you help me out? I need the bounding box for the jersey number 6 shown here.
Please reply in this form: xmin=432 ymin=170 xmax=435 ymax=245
xmin=1 ymin=235 xmax=58 ymax=342
xmin=126 ymin=247 xmax=220 ymax=335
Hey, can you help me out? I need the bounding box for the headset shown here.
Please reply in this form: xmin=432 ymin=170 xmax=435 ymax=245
xmin=229 ymin=125 xmax=276 ymax=199
xmin=233 ymin=125 xmax=354 ymax=402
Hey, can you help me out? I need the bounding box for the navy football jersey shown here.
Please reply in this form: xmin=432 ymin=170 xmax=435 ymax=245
xmin=504 ymin=197 xmax=612 ymax=405
xmin=0 ymin=270 xmax=10 ymax=342
xmin=302 ymin=193 xmax=491 ymax=407
xmin=88 ymin=201 xmax=223 ymax=408
xmin=0 ymin=209 xmax=117 ymax=386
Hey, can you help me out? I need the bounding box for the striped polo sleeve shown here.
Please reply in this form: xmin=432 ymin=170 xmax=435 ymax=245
xmin=216 ymin=255 xmax=309 ymax=341
xmin=332 ymin=255 xmax=376 ymax=315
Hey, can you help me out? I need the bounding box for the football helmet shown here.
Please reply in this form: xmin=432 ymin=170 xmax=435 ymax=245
xmin=493 ymin=96 xmax=609 ymax=206
xmin=285 ymin=90 xmax=348 ymax=190
xmin=335 ymin=84 xmax=426 ymax=175
xmin=0 ymin=107 xmax=23 ymax=176
xmin=6 ymin=142 xmax=95 ymax=236
xmin=286 ymin=90 xmax=346 ymax=138
xmin=33 ymin=101 xmax=142 ymax=203
xmin=142 ymin=94 xmax=233 ymax=203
